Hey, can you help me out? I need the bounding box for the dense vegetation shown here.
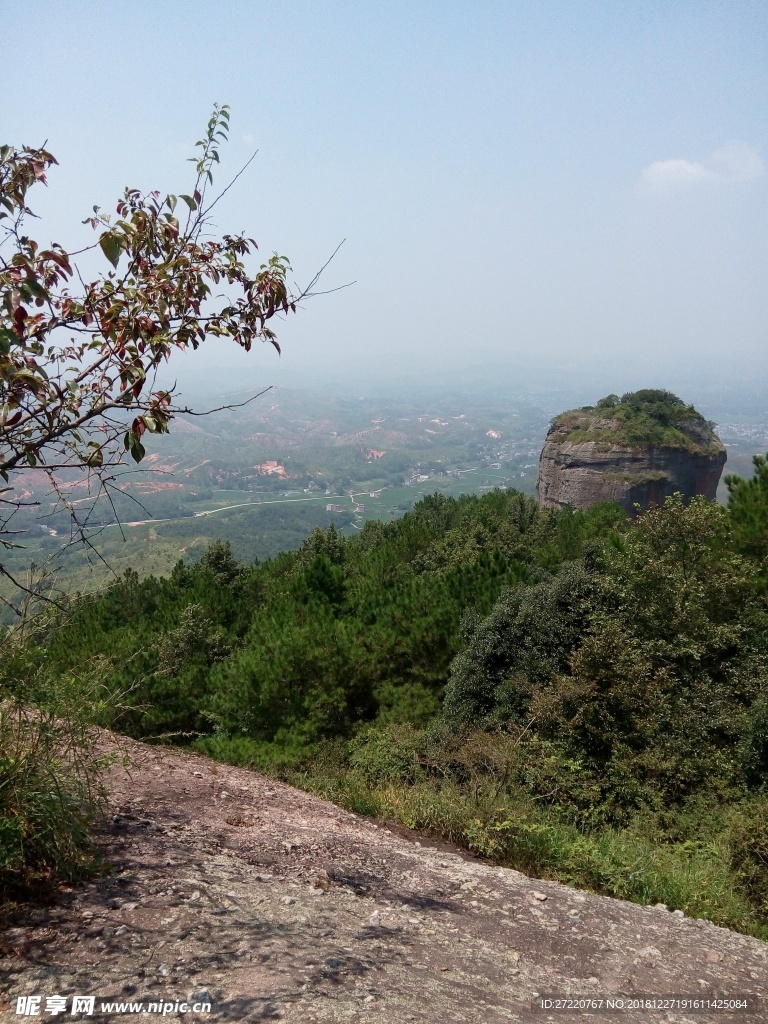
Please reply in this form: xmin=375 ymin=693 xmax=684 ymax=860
xmin=557 ymin=388 xmax=722 ymax=454
xmin=3 ymin=465 xmax=768 ymax=938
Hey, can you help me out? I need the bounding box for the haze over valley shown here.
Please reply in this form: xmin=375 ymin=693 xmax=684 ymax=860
xmin=3 ymin=362 xmax=767 ymax=613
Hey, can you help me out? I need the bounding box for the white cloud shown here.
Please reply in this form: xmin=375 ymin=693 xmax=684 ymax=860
xmin=643 ymin=158 xmax=716 ymax=189
xmin=642 ymin=141 xmax=765 ymax=191
xmin=707 ymin=141 xmax=765 ymax=182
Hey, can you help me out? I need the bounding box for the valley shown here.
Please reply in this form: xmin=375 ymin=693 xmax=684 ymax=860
xmin=2 ymin=376 xmax=767 ymax=613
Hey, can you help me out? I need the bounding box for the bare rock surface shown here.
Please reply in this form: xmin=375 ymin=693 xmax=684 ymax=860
xmin=1 ymin=736 xmax=766 ymax=1022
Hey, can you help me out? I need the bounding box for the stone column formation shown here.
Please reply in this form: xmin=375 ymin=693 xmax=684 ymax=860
xmin=536 ymin=410 xmax=727 ymax=515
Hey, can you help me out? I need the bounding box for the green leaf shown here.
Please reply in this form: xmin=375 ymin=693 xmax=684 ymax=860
xmin=21 ymin=277 xmax=49 ymax=301
xmin=123 ymin=430 xmax=146 ymax=463
xmin=99 ymin=231 xmax=123 ymax=268
xmin=166 ymin=194 xmax=177 ymax=213
xmin=86 ymin=446 xmax=103 ymax=468
xmin=179 ymin=194 xmax=197 ymax=211
xmin=0 ymin=328 xmax=17 ymax=354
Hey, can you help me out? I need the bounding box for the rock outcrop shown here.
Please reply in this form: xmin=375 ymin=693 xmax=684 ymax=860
xmin=2 ymin=733 xmax=766 ymax=1023
xmin=537 ymin=391 xmax=727 ymax=515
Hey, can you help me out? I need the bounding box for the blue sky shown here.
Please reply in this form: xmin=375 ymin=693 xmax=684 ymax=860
xmin=5 ymin=1 xmax=768 ymax=395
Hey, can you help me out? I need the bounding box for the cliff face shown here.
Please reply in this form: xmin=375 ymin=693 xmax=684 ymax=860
xmin=537 ymin=407 xmax=727 ymax=515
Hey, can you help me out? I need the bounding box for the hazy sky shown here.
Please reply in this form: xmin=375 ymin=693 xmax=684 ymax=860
xmin=5 ymin=1 xmax=768 ymax=396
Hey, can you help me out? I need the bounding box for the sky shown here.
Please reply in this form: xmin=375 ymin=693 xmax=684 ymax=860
xmin=4 ymin=0 xmax=768 ymax=400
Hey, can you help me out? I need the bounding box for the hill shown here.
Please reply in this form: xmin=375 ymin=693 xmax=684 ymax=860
xmin=7 ymin=476 xmax=768 ymax=940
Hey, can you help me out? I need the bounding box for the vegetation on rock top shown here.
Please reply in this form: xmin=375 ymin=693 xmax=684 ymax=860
xmin=552 ymin=389 xmax=722 ymax=454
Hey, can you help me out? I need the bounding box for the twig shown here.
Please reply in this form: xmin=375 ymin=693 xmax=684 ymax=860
xmin=200 ymin=149 xmax=259 ymax=220
xmin=174 ymin=385 xmax=272 ymax=417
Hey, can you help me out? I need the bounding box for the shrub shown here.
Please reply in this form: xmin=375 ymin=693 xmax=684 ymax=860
xmin=348 ymin=724 xmax=424 ymax=784
xmin=741 ymin=686 xmax=768 ymax=786
xmin=442 ymin=561 xmax=595 ymax=726
xmin=0 ymin=639 xmax=118 ymax=895
xmin=728 ymin=795 xmax=768 ymax=919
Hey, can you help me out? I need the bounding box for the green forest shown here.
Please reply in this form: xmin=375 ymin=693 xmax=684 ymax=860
xmin=4 ymin=450 xmax=768 ymax=937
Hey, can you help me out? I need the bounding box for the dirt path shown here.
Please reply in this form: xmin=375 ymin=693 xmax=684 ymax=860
xmin=1 ymin=736 xmax=766 ymax=1023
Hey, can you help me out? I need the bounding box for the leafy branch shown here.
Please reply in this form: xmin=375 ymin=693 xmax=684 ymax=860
xmin=0 ymin=106 xmax=345 ymax=608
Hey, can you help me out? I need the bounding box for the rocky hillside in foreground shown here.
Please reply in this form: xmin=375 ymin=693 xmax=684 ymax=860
xmin=537 ymin=389 xmax=727 ymax=514
xmin=1 ymin=735 xmax=766 ymax=1023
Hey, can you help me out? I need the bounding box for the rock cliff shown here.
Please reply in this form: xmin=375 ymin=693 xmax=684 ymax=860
xmin=537 ymin=390 xmax=727 ymax=514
